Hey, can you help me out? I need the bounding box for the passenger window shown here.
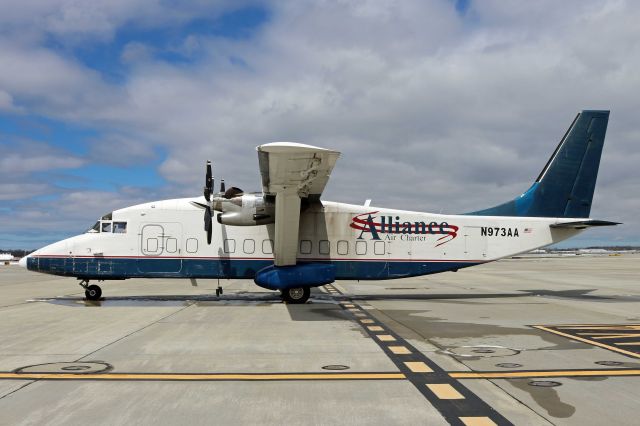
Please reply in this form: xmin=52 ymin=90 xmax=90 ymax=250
xmin=224 ymin=239 xmax=235 ymax=253
xmin=166 ymin=238 xmax=177 ymax=253
xmin=356 ymin=241 xmax=367 ymax=255
xmin=243 ymin=239 xmax=255 ymax=254
xmin=146 ymin=238 xmax=158 ymax=252
xmin=300 ymin=240 xmax=312 ymax=255
xmin=337 ymin=240 xmax=349 ymax=255
xmin=186 ymin=238 xmax=198 ymax=253
xmin=262 ymin=239 xmax=273 ymax=254
xmin=101 ymin=221 xmax=112 ymax=233
xmin=319 ymin=240 xmax=330 ymax=255
xmin=374 ymin=241 xmax=385 ymax=255
xmin=113 ymin=222 xmax=127 ymax=233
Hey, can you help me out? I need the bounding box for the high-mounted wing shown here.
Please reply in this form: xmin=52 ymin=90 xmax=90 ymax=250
xmin=257 ymin=142 xmax=340 ymax=266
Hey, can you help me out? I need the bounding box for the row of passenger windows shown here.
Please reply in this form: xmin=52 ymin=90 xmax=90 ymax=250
xmin=211 ymin=239 xmax=386 ymax=256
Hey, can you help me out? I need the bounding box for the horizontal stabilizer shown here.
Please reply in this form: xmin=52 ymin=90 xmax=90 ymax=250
xmin=551 ymin=220 xmax=621 ymax=229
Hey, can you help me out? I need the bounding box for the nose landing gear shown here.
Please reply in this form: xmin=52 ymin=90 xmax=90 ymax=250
xmin=79 ymin=280 xmax=102 ymax=301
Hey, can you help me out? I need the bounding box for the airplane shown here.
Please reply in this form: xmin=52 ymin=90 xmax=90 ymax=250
xmin=20 ymin=110 xmax=619 ymax=303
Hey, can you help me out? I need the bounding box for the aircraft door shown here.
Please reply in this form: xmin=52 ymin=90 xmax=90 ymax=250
xmin=138 ymin=223 xmax=183 ymax=273
xmin=463 ymin=226 xmax=488 ymax=261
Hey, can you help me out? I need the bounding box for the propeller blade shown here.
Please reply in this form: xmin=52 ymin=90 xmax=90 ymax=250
xmin=204 ymin=161 xmax=213 ymax=202
xmin=220 ymin=179 xmax=225 ymax=193
xmin=204 ymin=207 xmax=212 ymax=245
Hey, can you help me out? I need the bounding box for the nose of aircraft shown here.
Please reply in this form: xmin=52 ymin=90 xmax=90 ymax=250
xmin=19 ymin=254 xmax=29 ymax=268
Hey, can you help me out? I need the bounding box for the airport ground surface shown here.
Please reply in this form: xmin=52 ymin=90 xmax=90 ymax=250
xmin=0 ymin=255 xmax=639 ymax=425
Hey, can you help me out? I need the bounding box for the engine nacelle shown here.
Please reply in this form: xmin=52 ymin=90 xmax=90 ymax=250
xmin=214 ymin=193 xmax=275 ymax=226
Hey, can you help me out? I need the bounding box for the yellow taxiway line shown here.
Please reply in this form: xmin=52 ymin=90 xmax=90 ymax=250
xmin=450 ymin=369 xmax=640 ymax=379
xmin=0 ymin=372 xmax=405 ymax=381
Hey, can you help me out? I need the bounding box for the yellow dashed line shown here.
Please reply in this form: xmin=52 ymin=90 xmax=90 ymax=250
xmin=426 ymin=383 xmax=464 ymax=400
xmin=460 ymin=417 xmax=497 ymax=426
xmin=360 ymin=319 xmax=374 ymax=324
xmin=404 ymin=362 xmax=433 ymax=373
xmin=367 ymin=326 xmax=384 ymax=332
xmin=376 ymin=334 xmax=396 ymax=342
xmin=388 ymin=346 xmax=411 ymax=355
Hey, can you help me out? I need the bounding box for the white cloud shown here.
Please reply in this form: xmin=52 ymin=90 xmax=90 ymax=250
xmin=1 ymin=0 xmax=640 ymax=247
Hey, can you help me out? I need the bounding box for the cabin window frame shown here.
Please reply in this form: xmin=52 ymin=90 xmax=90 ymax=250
xmin=319 ymin=240 xmax=330 ymax=255
xmin=243 ymin=239 xmax=255 ymax=254
xmin=337 ymin=240 xmax=349 ymax=256
xmin=262 ymin=239 xmax=274 ymax=254
xmin=166 ymin=237 xmax=178 ymax=253
xmin=300 ymin=240 xmax=312 ymax=255
xmin=224 ymin=239 xmax=236 ymax=254
xmin=374 ymin=241 xmax=386 ymax=255
xmin=186 ymin=238 xmax=198 ymax=253
xmin=355 ymin=240 xmax=367 ymax=255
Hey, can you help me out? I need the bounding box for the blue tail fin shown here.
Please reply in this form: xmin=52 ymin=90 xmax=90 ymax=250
xmin=467 ymin=110 xmax=609 ymax=218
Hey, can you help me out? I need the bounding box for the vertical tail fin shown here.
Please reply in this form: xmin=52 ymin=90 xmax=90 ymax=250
xmin=467 ymin=110 xmax=610 ymax=218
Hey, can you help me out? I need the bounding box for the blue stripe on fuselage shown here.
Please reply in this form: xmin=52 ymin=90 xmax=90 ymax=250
xmin=27 ymin=256 xmax=479 ymax=281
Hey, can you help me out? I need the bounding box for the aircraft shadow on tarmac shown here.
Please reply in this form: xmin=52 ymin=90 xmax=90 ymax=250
xmin=36 ymin=288 xmax=640 ymax=309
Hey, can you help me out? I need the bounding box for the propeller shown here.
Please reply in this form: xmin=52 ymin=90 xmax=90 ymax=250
xmin=203 ymin=161 xmax=213 ymax=245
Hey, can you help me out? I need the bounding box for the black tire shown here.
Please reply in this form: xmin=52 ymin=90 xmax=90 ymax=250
xmin=282 ymin=287 xmax=310 ymax=304
xmin=85 ymin=285 xmax=102 ymax=301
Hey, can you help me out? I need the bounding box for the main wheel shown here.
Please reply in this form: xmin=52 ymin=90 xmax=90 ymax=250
xmin=282 ymin=287 xmax=310 ymax=304
xmin=85 ymin=285 xmax=102 ymax=301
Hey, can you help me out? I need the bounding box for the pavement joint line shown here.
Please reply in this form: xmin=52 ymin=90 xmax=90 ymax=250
xmin=331 ymin=286 xmax=513 ymax=425
xmin=0 ymin=372 xmax=406 ymax=381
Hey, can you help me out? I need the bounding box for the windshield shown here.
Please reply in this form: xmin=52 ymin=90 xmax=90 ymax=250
xmin=87 ymin=221 xmax=100 ymax=233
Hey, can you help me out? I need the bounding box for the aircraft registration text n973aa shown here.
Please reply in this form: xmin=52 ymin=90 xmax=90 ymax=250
xmin=21 ymin=112 xmax=619 ymax=304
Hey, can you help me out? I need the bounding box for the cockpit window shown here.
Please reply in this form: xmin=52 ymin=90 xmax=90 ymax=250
xmin=113 ymin=222 xmax=127 ymax=233
xmin=101 ymin=221 xmax=112 ymax=233
xmin=87 ymin=221 xmax=100 ymax=233
xmin=101 ymin=212 xmax=113 ymax=220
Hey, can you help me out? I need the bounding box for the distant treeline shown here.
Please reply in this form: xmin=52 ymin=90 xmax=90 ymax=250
xmin=0 ymin=249 xmax=35 ymax=257
xmin=553 ymin=246 xmax=640 ymax=251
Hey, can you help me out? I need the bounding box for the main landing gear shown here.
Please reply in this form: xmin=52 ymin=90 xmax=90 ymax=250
xmin=281 ymin=287 xmax=310 ymax=304
xmin=79 ymin=279 xmax=102 ymax=301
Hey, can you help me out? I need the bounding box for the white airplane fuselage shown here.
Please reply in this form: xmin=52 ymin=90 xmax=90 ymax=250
xmin=24 ymin=197 xmax=581 ymax=281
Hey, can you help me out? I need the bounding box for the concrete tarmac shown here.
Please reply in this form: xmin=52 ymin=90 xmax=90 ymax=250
xmin=0 ymin=254 xmax=638 ymax=425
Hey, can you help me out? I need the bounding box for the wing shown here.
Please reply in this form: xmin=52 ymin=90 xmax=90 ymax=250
xmin=257 ymin=142 xmax=340 ymax=266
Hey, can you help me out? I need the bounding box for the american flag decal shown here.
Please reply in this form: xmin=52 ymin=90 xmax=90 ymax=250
xmin=524 ymin=228 xmax=533 ymax=233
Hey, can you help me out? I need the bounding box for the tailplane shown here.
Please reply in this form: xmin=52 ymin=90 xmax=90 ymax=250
xmin=467 ymin=110 xmax=610 ymax=218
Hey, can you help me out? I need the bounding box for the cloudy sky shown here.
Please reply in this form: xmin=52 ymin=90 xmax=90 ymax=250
xmin=1 ymin=0 xmax=639 ymax=249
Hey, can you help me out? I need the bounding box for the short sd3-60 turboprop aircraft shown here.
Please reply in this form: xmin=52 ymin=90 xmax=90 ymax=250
xmin=21 ymin=110 xmax=618 ymax=303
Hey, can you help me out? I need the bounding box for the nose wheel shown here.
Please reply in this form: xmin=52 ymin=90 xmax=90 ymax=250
xmin=79 ymin=280 xmax=102 ymax=301
xmin=281 ymin=287 xmax=310 ymax=304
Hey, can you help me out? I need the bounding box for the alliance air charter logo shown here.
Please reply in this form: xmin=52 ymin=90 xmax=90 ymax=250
xmin=350 ymin=212 xmax=458 ymax=247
